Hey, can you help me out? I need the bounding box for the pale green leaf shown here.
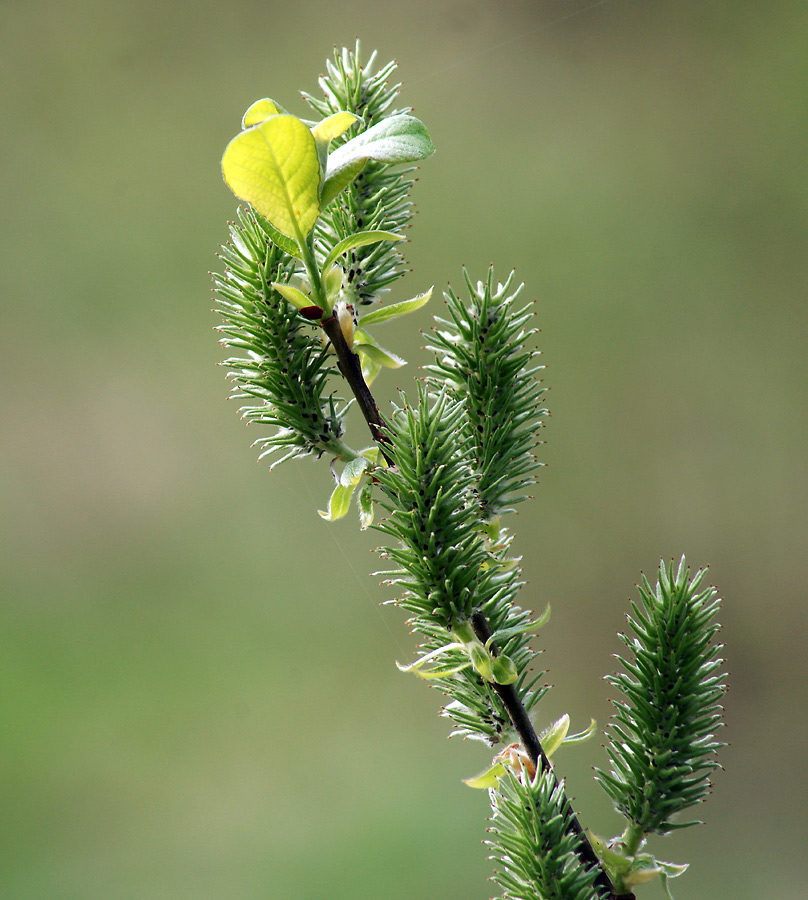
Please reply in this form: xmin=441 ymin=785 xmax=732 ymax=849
xmin=322 ymin=264 xmax=344 ymax=303
xmin=407 ymin=660 xmax=472 ymax=680
xmin=340 ymin=455 xmax=369 ymax=487
xmin=358 ymin=481 xmax=374 ymax=531
xmin=490 ymin=653 xmax=518 ymax=685
xmin=359 ymin=287 xmax=433 ymax=326
xmin=241 ymin=98 xmax=285 ymax=128
xmin=354 ymin=328 xmax=406 ymax=368
xmin=271 ymin=281 xmax=312 ymax=311
xmin=326 ymin=113 xmax=435 ymax=175
xmin=356 ymin=343 xmax=406 ymax=371
xmin=358 ymin=446 xmax=382 ymax=465
xmin=468 ymin=641 xmax=495 ymax=682
xmin=319 ymin=113 xmax=434 ymax=210
xmin=395 ymin=641 xmax=468 ymax=679
xmin=560 ymin=717 xmax=597 ymax=747
xmin=222 ymin=114 xmax=321 ymax=241
xmin=255 ymin=212 xmax=302 ymax=259
xmin=317 ymin=482 xmax=355 ymax=521
xmin=311 ymin=111 xmax=360 ymax=144
xmin=658 ymin=860 xmax=689 ymax=879
xmin=361 ymin=355 xmax=382 ymax=386
xmin=319 ymin=158 xmax=366 ymax=210
xmin=539 ymin=714 xmax=570 ymax=759
xmin=322 ymin=231 xmax=404 ymax=274
xmin=312 ymin=112 xmax=360 ymax=174
xmin=463 ymin=763 xmax=506 ymax=789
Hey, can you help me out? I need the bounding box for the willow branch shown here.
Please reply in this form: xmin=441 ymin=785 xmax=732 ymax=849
xmin=324 ymin=320 xmax=621 ymax=899
xmin=320 ymin=314 xmax=394 ymax=465
xmin=471 ymin=612 xmax=624 ymax=900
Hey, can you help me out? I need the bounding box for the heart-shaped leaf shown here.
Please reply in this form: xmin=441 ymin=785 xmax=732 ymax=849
xmin=222 ymin=114 xmax=321 ymax=242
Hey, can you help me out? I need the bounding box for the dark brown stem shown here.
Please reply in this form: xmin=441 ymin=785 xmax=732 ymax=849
xmin=320 ymin=314 xmax=394 ymax=465
xmin=471 ymin=611 xmax=622 ymax=899
xmin=323 ymin=316 xmax=623 ymax=899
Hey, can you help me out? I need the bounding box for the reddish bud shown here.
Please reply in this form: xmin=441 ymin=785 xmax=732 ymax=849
xmin=299 ymin=305 xmax=324 ymax=320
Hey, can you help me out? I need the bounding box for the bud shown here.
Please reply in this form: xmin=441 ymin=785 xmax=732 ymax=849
xmin=336 ymin=301 xmax=355 ymax=348
xmin=299 ymin=305 xmax=324 ymax=320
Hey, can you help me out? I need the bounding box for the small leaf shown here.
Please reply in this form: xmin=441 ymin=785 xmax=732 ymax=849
xmin=468 ymin=641 xmax=495 ymax=682
xmin=658 ymin=860 xmax=689 ymax=879
xmin=463 ymin=763 xmax=507 ymax=789
xmin=487 ymin=603 xmax=551 ymax=648
xmin=408 ymin=660 xmax=471 ymax=680
xmin=539 ymin=714 xmax=571 ymax=759
xmin=396 ymin=641 xmax=468 ymax=679
xmin=560 ymin=717 xmax=597 ymax=747
xmin=358 ymin=481 xmax=374 ymax=530
xmin=340 ymin=456 xmax=369 ymax=487
xmin=271 ymin=281 xmax=312 ymax=311
xmin=322 ymin=231 xmax=405 ymax=274
xmin=312 ymin=111 xmax=361 ymax=174
xmin=359 ymin=446 xmax=382 ymax=465
xmin=311 ymin=111 xmax=360 ymax=144
xmin=361 ymin=355 xmax=382 ymax=386
xmin=624 ymin=854 xmax=688 ymax=890
xmin=322 ymin=264 xmax=344 ymax=304
xmin=241 ymin=98 xmax=285 ymax=128
xmin=254 ymin=212 xmax=302 ymax=259
xmin=222 ymin=114 xmax=321 ymax=241
xmin=318 ymin=482 xmax=355 ymax=521
xmin=354 ymin=328 xmax=406 ymax=368
xmin=358 ymin=288 xmax=433 ymax=326
xmin=490 ymin=653 xmax=518 ymax=685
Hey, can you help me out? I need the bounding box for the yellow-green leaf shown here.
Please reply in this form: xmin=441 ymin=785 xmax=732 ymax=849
xmin=354 ymin=329 xmax=406 ymax=369
xmin=490 ymin=653 xmax=518 ymax=685
xmin=320 ymin=158 xmax=366 ymax=210
xmin=539 ymin=714 xmax=571 ymax=759
xmin=311 ymin=111 xmax=359 ymax=144
xmin=463 ymin=763 xmax=506 ymax=789
xmin=271 ymin=281 xmax=312 ymax=311
xmin=318 ymin=482 xmax=354 ymax=521
xmin=323 ymin=231 xmax=404 ymax=274
xmin=222 ymin=114 xmax=321 ymax=242
xmin=319 ymin=113 xmax=434 ymax=208
xmin=340 ymin=456 xmax=369 ymax=487
xmin=241 ymin=98 xmax=283 ymax=128
xmin=360 ymin=354 xmax=382 ymax=386
xmin=358 ymin=481 xmax=374 ymax=531
xmin=359 ymin=288 xmax=433 ymax=326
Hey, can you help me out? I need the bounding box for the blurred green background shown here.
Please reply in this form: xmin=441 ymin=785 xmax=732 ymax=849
xmin=2 ymin=1 xmax=806 ymax=898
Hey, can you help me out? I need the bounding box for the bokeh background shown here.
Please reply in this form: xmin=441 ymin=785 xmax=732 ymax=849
xmin=2 ymin=1 xmax=806 ymax=898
